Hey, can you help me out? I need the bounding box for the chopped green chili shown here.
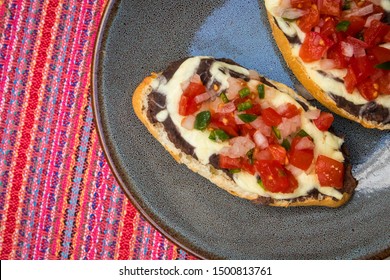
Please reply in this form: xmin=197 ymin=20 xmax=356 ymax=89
xmin=237 ymin=100 xmax=253 ymax=111
xmin=238 ymin=113 xmax=257 ymax=123
xmin=342 ymin=0 xmax=351 ymax=10
xmin=375 ymin=61 xmax=390 ymax=70
xmin=246 ymin=148 xmax=254 ymax=165
xmin=296 ymin=129 xmax=309 ymax=137
xmin=257 ymin=179 xmax=265 ymax=190
xmin=220 ymin=91 xmax=229 ymax=103
xmin=194 ymin=111 xmax=211 ymax=130
xmin=230 ymin=169 xmax=241 ymax=174
xmin=272 ymin=126 xmax=281 ymax=139
xmin=258 ymin=84 xmax=265 ymax=99
xmin=209 ymin=129 xmax=230 ymax=142
xmin=336 ymin=21 xmax=350 ymax=32
xmin=281 ymin=139 xmax=291 ymax=151
xmin=238 ymin=87 xmax=250 ymax=98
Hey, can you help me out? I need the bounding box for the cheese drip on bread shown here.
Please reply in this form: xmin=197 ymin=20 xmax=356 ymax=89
xmin=151 ymin=57 xmax=345 ymax=200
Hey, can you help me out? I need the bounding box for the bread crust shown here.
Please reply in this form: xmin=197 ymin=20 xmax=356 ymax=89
xmin=266 ymin=12 xmax=390 ymax=130
xmin=133 ymin=67 xmax=356 ymax=207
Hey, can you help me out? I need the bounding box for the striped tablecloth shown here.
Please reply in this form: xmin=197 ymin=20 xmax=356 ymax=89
xmin=0 ymin=0 xmax=196 ymax=260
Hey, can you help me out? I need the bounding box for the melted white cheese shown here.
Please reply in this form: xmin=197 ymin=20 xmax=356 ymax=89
xmin=266 ymin=0 xmax=390 ymax=108
xmin=156 ymin=109 xmax=169 ymax=122
xmin=153 ymin=56 xmax=344 ymax=200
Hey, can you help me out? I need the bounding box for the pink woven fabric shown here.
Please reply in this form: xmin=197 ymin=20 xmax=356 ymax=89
xmin=0 ymin=0 xmax=197 ymax=260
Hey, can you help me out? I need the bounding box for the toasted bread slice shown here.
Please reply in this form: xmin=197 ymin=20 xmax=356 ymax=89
xmin=133 ymin=56 xmax=357 ymax=207
xmin=264 ymin=0 xmax=390 ymax=130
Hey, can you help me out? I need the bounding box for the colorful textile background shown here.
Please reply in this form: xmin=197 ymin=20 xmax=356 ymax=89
xmin=0 ymin=0 xmax=196 ymax=260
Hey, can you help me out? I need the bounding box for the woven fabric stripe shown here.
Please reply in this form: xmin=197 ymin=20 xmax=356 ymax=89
xmin=0 ymin=0 xmax=197 ymax=260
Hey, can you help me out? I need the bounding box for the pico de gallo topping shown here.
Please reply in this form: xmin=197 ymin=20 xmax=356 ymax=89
xmin=278 ymin=0 xmax=390 ymax=101
xmin=178 ymin=72 xmax=345 ymax=193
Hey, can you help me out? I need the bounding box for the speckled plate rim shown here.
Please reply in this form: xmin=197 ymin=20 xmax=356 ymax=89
xmin=90 ymin=0 xmax=390 ymax=260
xmin=91 ymin=0 xmax=208 ymax=259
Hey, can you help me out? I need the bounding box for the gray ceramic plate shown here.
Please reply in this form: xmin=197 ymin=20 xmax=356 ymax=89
xmin=92 ymin=0 xmax=390 ymax=259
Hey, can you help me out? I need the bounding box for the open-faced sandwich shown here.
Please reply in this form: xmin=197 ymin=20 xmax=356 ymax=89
xmin=264 ymin=0 xmax=390 ymax=129
xmin=133 ymin=56 xmax=357 ymax=207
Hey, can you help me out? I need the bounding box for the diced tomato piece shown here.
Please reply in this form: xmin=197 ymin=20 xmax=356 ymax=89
xmin=297 ymin=5 xmax=320 ymax=33
xmin=344 ymin=16 xmax=365 ymax=37
xmin=384 ymin=30 xmax=390 ymax=43
xmin=209 ymin=113 xmax=239 ymax=137
xmin=313 ymin=112 xmax=334 ymax=131
xmin=262 ymin=107 xmax=282 ymax=127
xmin=219 ymin=155 xmax=256 ymax=175
xmin=218 ymin=155 xmax=256 ymax=174
xmin=253 ymin=148 xmax=273 ymax=161
xmin=369 ymin=46 xmax=390 ymax=64
xmin=268 ymin=144 xmax=287 ymax=165
xmin=344 ymin=65 xmax=357 ymax=93
xmin=241 ymin=158 xmax=256 ymax=175
xmin=319 ymin=0 xmax=341 ymax=17
xmin=289 ymin=149 xmax=314 ymax=171
xmin=364 ymin=20 xmax=388 ymax=47
xmin=345 ymin=36 xmax=368 ymax=50
xmin=279 ymin=103 xmax=301 ymax=118
xmin=255 ymin=160 xmax=294 ymax=193
xmin=291 ymin=0 xmax=312 ymax=9
xmin=299 ymin=32 xmax=333 ymax=62
xmin=219 ymin=155 xmax=241 ymax=170
xmin=286 ymin=169 xmax=298 ymax=192
xmin=288 ymin=137 xmax=314 ymax=171
xmin=178 ymin=82 xmax=206 ymax=116
xmin=350 ymin=55 xmax=376 ymax=82
xmin=327 ymin=42 xmax=349 ymax=69
xmin=267 ymin=133 xmax=281 ymax=145
xmin=377 ymin=71 xmax=390 ymax=95
xmin=245 ymin=103 xmax=262 ymax=115
xmin=320 ymin=17 xmax=336 ymax=38
xmin=357 ymin=78 xmax=379 ymax=101
xmin=315 ymin=155 xmax=344 ymax=189
xmin=239 ymin=123 xmax=256 ymax=138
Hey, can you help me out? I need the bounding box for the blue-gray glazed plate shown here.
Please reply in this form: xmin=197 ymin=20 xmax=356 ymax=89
xmin=92 ymin=0 xmax=390 ymax=259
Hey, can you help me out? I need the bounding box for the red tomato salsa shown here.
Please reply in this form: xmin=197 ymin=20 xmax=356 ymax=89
xmin=288 ymin=0 xmax=390 ymax=101
xmin=178 ymin=71 xmax=345 ymax=194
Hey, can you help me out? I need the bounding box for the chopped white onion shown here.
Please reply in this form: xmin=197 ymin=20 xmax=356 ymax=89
xmin=365 ymin=13 xmax=383 ymax=27
xmin=286 ymin=164 xmax=303 ymax=177
xmin=341 ymin=41 xmax=354 ymax=57
xmin=220 ymin=136 xmax=255 ymax=158
xmin=304 ymin=109 xmax=321 ymax=120
xmin=345 ymin=4 xmax=374 ymax=18
xmin=253 ymin=130 xmax=269 ymax=149
xmin=226 ymin=77 xmax=242 ymax=100
xmin=216 ymin=101 xmax=236 ymax=114
xmin=295 ymin=137 xmax=315 ymax=150
xmin=250 ymin=116 xmax=272 ymax=136
xmin=319 ymin=59 xmax=337 ymax=70
xmin=280 ymin=8 xmax=308 ymax=20
xmin=346 ymin=37 xmax=368 ymax=57
xmin=234 ymin=111 xmax=245 ymax=125
xmin=194 ymin=91 xmax=210 ymax=104
xmin=277 ymin=115 xmax=301 ymax=139
xmin=181 ymin=115 xmax=195 ymax=130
